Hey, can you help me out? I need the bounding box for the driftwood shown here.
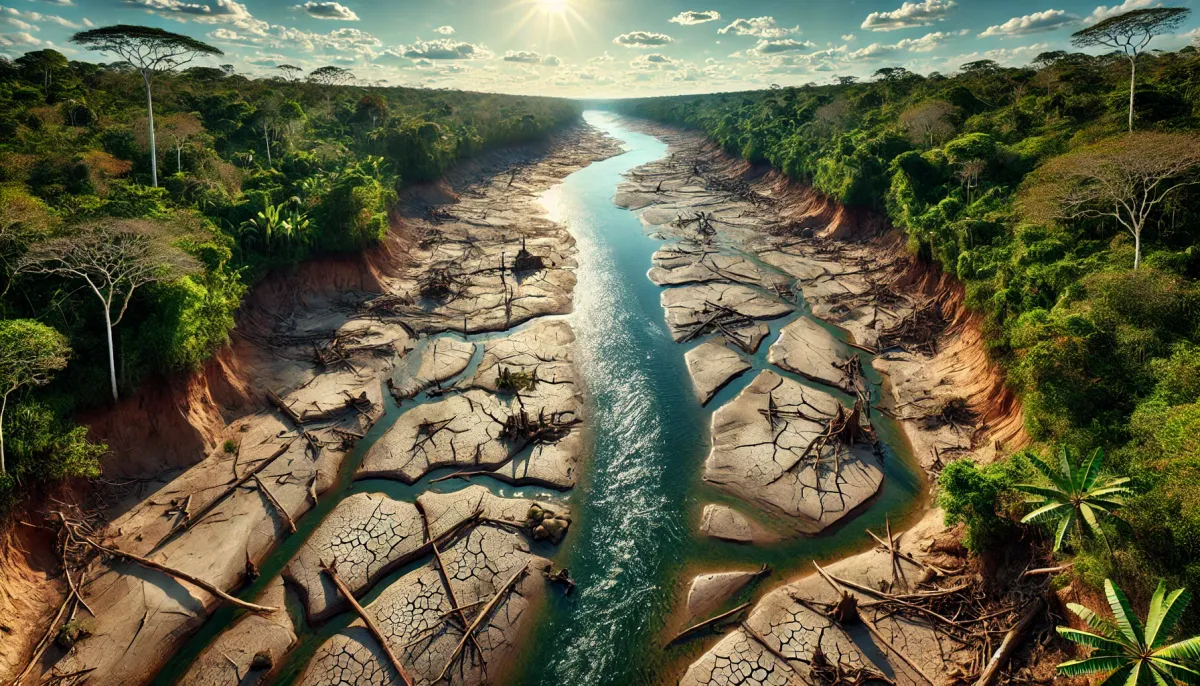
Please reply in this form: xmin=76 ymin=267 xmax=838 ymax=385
xmin=159 ymin=438 xmax=298 ymax=545
xmin=251 ymin=474 xmax=296 ymax=534
xmin=266 ymin=390 xmax=303 ymax=426
xmin=69 ymin=528 xmax=276 ymax=614
xmin=322 ymin=562 xmax=415 ymax=686
xmin=665 ymin=602 xmax=751 ymax=646
xmin=437 ymin=563 xmax=530 ymax=682
xmin=973 ymin=596 xmax=1046 ymax=686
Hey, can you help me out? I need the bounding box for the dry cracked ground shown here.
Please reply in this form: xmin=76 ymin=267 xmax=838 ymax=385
xmin=33 ymin=124 xmax=620 ymax=686
xmin=616 ymin=124 xmax=1006 ymax=685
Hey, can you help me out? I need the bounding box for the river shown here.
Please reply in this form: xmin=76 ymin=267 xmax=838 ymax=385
xmin=154 ymin=111 xmax=923 ymax=686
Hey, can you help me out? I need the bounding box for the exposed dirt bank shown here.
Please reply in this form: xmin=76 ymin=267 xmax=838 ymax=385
xmin=1 ymin=122 xmax=621 ymax=686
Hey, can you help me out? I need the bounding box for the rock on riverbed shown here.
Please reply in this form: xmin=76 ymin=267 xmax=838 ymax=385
xmin=698 ymin=504 xmax=767 ymax=544
xmin=685 ymin=570 xmax=762 ymax=621
xmin=685 ymin=342 xmax=751 ymax=406
xmin=704 ymin=371 xmax=883 ymax=533
xmin=299 ymin=524 xmax=549 ymax=686
xmin=648 ymin=243 xmax=774 ymax=288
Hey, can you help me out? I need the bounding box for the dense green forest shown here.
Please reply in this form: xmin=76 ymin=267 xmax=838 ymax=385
xmin=0 ymin=30 xmax=580 ymax=506
xmin=617 ymin=31 xmax=1200 ymax=611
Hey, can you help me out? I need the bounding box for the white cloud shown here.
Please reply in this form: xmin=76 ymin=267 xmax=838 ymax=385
xmin=400 ymin=38 xmax=491 ymax=60
xmin=295 ymin=1 xmax=357 ymax=21
xmin=612 ymin=30 xmax=674 ymax=48
xmin=433 ymin=25 xmax=454 ymax=34
xmin=750 ymin=38 xmax=817 ymax=55
xmin=631 ymin=53 xmax=679 ymax=70
xmin=844 ymin=29 xmax=965 ymax=60
xmin=669 ymin=10 xmax=720 ymax=25
xmin=502 ymin=49 xmax=561 ymax=66
xmin=1 ymin=5 xmax=84 ymax=29
xmin=1086 ymin=0 xmax=1158 ymax=24
xmin=719 ymin=16 xmax=797 ymax=38
xmin=31 ymin=0 xmax=72 ymax=5
xmin=0 ymin=30 xmax=43 ymax=47
xmin=861 ymin=0 xmax=957 ymax=31
xmin=841 ymin=33 xmax=856 ymax=41
xmin=980 ymin=9 xmax=1075 ymax=37
xmin=588 ymin=51 xmax=615 ymax=64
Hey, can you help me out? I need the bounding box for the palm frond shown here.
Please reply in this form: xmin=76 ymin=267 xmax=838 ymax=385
xmin=1107 ymin=579 xmax=1147 ymax=649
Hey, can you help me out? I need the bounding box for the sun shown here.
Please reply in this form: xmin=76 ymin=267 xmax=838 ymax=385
xmin=538 ymin=0 xmax=568 ymax=14
xmin=506 ymin=0 xmax=589 ymax=45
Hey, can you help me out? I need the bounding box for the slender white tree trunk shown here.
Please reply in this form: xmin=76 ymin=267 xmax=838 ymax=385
xmin=264 ymin=129 xmax=272 ymax=166
xmin=104 ymin=307 xmax=119 ymax=401
xmin=142 ymin=70 xmax=158 ymax=187
xmin=1128 ymin=57 xmax=1137 ymax=132
xmin=1134 ymin=228 xmax=1141 ymax=270
xmin=0 ymin=391 xmax=8 ymax=474
xmin=177 ymin=142 xmax=182 ymax=173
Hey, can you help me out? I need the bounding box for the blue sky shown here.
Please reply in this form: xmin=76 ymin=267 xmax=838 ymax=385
xmin=2 ymin=0 xmax=1198 ymax=95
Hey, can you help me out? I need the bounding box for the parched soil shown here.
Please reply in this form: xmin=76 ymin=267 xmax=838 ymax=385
xmin=614 ymin=121 xmax=1039 ymax=685
xmin=2 ymin=123 xmax=621 ymax=686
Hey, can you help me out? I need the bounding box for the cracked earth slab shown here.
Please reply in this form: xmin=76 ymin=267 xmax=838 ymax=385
xmin=685 ymin=342 xmax=752 ymax=407
xmin=680 ymin=510 xmax=970 ymax=686
xmin=358 ymin=320 xmax=582 ymax=489
xmin=285 ymin=493 xmax=426 ymax=623
xmin=417 ymin=485 xmax=569 ymax=542
xmin=704 ymin=371 xmax=883 ymax=533
xmin=767 ymin=317 xmax=857 ymax=393
xmin=391 ymin=336 xmax=476 ymax=400
xmin=298 ymin=524 xmax=550 ymax=686
xmin=178 ymin=576 xmax=296 ymax=685
xmin=662 ymin=284 xmax=791 ymax=354
xmin=686 ymin=571 xmax=761 ymax=622
xmin=698 ymin=504 xmax=773 ymax=544
xmin=648 ymin=243 xmax=781 ymax=289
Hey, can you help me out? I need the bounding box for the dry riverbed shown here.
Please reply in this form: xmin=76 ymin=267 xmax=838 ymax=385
xmin=614 ymin=122 xmax=1031 ymax=685
xmin=18 ymin=124 xmax=621 ymax=686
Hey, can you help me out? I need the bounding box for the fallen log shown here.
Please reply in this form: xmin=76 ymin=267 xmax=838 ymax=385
xmin=437 ymin=563 xmax=529 ymax=682
xmin=79 ymin=535 xmax=276 ymax=614
xmin=251 ymin=474 xmax=296 ymax=534
xmin=266 ymin=389 xmax=303 ymax=427
xmin=159 ymin=438 xmax=298 ymax=546
xmin=322 ymin=562 xmax=414 ymax=686
xmin=665 ymin=602 xmax=750 ymax=646
xmin=973 ymin=596 xmax=1046 ymax=686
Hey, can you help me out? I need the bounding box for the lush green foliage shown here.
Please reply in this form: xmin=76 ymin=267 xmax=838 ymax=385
xmin=1015 ymin=447 xmax=1131 ymax=552
xmin=1058 ymin=578 xmax=1200 ymax=684
xmin=619 ymin=45 xmax=1200 ymax=610
xmin=0 ymin=41 xmax=579 ymax=506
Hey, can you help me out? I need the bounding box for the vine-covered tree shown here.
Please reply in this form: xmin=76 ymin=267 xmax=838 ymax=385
xmin=1057 ymin=579 xmax=1200 ymax=683
xmin=70 ymin=25 xmax=223 ymax=187
xmin=16 ymin=219 xmax=200 ymax=401
xmin=1071 ymin=7 xmax=1191 ymax=131
xmin=1021 ymin=132 xmax=1200 ymax=269
xmin=0 ymin=320 xmax=69 ymax=474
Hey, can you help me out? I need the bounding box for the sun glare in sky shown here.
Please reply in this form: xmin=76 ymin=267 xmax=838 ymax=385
xmin=539 ymin=0 xmax=569 ymax=15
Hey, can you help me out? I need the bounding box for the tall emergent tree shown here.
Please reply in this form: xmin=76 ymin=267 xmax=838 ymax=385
xmin=1057 ymin=579 xmax=1200 ymax=684
xmin=17 ymin=219 xmax=200 ymax=402
xmin=1071 ymin=7 xmax=1191 ymax=132
xmin=1021 ymin=132 xmax=1200 ymax=269
xmin=70 ymin=25 xmax=222 ymax=188
xmin=0 ymin=320 xmax=69 ymax=474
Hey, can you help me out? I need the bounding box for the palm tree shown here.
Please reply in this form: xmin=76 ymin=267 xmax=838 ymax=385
xmin=1058 ymin=579 xmax=1200 ymax=684
xmin=1015 ymin=447 xmax=1131 ymax=551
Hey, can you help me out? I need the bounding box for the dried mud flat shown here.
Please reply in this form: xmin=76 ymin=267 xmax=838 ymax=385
xmin=20 ymin=124 xmax=621 ymax=686
xmin=614 ymin=121 xmax=1031 ymax=684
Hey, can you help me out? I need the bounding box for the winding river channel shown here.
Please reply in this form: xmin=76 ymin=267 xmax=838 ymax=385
xmin=153 ymin=112 xmax=924 ymax=686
